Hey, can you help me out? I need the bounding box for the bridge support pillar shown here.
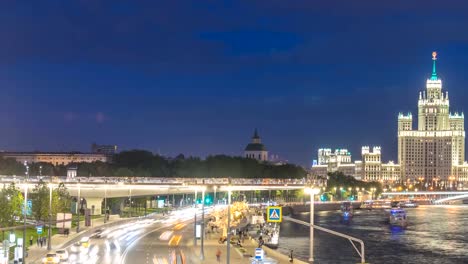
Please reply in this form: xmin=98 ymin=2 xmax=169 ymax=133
xmin=85 ymin=197 xmax=103 ymax=216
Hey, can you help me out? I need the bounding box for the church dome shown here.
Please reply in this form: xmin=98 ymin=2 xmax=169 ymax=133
xmin=245 ymin=143 xmax=267 ymax=151
xmin=244 ymin=129 xmax=267 ymax=151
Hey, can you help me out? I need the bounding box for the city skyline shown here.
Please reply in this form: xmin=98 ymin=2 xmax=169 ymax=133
xmin=2 ymin=2 xmax=468 ymax=166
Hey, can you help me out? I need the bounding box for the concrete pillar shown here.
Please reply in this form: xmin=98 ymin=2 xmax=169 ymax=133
xmin=85 ymin=197 xmax=103 ymax=216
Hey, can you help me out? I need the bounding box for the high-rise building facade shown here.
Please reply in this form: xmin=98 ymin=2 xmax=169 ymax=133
xmin=311 ymin=146 xmax=398 ymax=182
xmin=398 ymin=52 xmax=465 ymax=184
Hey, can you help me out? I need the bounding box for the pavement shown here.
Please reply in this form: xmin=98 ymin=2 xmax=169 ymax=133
xmin=26 ymin=215 xmax=125 ymax=264
xmin=188 ymin=231 xmax=256 ymax=264
xmin=188 ymin=224 xmax=308 ymax=264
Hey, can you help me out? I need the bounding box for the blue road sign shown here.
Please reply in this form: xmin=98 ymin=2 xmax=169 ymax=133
xmin=266 ymin=206 xmax=282 ymax=223
xmin=36 ymin=226 xmax=43 ymax=235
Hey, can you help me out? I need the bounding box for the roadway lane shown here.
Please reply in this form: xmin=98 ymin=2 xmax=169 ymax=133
xmin=33 ymin=214 xmax=177 ymax=264
xmin=121 ymin=206 xmax=218 ymax=264
xmin=122 ymin=220 xmax=197 ymax=264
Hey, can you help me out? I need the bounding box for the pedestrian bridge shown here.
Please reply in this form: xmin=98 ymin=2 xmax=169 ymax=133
xmin=382 ymin=191 xmax=468 ymax=204
xmin=0 ymin=175 xmax=309 ymax=215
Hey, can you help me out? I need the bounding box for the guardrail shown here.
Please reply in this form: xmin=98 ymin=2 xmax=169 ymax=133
xmin=0 ymin=175 xmax=308 ymax=186
xmin=284 ymin=216 xmax=366 ymax=264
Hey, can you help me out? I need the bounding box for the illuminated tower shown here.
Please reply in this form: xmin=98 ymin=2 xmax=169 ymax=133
xmin=398 ymin=52 xmax=465 ymax=185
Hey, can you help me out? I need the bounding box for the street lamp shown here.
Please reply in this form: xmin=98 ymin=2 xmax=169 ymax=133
xmin=213 ymin=186 xmax=218 ymax=205
xmin=304 ymin=186 xmax=320 ymax=263
xmin=200 ymin=186 xmax=206 ymax=260
xmin=76 ymin=184 xmax=81 ymax=233
xmin=193 ymin=188 xmax=198 ymax=246
xmin=129 ymin=188 xmax=133 ymax=217
xmin=47 ymin=184 xmax=53 ymax=250
xmin=226 ymin=186 xmax=232 ymax=264
xmin=23 ymin=162 xmax=29 ymax=264
xmin=104 ymin=185 xmax=108 ymax=223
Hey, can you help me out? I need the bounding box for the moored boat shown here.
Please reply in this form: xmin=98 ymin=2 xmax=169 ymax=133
xmin=389 ymin=208 xmax=408 ymax=228
xmin=341 ymin=201 xmax=353 ymax=221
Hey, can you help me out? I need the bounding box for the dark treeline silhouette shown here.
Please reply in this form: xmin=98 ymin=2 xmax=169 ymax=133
xmin=0 ymin=150 xmax=307 ymax=179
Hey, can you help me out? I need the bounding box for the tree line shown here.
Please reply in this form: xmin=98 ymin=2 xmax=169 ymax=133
xmin=0 ymin=181 xmax=71 ymax=228
xmin=0 ymin=150 xmax=307 ymax=179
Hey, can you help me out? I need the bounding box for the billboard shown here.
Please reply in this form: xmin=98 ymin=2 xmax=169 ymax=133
xmin=56 ymin=213 xmax=72 ymax=229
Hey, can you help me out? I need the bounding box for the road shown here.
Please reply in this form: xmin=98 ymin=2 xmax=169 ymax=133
xmin=34 ymin=207 xmax=203 ymax=264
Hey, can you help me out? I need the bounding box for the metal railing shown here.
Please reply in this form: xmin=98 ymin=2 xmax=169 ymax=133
xmin=0 ymin=175 xmax=308 ymax=186
xmin=284 ymin=216 xmax=366 ymax=264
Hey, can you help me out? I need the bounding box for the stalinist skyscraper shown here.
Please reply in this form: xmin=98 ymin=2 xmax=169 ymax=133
xmin=398 ymin=52 xmax=465 ymax=184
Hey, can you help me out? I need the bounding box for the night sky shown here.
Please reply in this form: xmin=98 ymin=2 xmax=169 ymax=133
xmin=2 ymin=1 xmax=468 ymax=166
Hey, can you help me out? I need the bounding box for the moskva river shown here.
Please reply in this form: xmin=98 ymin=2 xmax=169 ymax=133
xmin=278 ymin=205 xmax=468 ymax=264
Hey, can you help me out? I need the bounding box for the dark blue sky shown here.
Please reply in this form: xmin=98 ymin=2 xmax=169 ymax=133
xmin=2 ymin=1 xmax=468 ymax=166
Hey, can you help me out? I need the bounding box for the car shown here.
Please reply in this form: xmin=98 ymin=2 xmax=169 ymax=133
xmin=170 ymin=249 xmax=186 ymax=264
xmin=80 ymin=236 xmax=90 ymax=248
xmin=70 ymin=242 xmax=82 ymax=253
xmin=42 ymin=253 xmax=60 ymax=264
xmin=90 ymin=228 xmax=103 ymax=238
xmin=55 ymin=249 xmax=69 ymax=261
xmin=105 ymin=239 xmax=120 ymax=252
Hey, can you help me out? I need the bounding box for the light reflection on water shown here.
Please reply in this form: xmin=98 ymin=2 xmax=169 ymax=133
xmin=277 ymin=205 xmax=468 ymax=264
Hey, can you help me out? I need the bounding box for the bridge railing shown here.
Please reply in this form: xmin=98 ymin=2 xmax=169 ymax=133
xmin=0 ymin=175 xmax=307 ymax=186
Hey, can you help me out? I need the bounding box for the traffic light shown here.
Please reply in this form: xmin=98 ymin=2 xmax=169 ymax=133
xmin=205 ymin=196 xmax=212 ymax=205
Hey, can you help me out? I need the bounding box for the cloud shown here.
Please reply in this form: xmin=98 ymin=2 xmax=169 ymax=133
xmin=95 ymin=112 xmax=105 ymax=123
xmin=63 ymin=112 xmax=77 ymax=122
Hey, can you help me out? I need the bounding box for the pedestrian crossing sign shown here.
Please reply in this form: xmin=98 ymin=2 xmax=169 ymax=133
xmin=266 ymin=206 xmax=282 ymax=222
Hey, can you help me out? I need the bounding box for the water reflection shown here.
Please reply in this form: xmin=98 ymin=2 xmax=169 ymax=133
xmin=278 ymin=205 xmax=468 ymax=264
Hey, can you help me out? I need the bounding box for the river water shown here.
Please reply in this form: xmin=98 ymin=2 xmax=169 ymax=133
xmin=277 ymin=205 xmax=468 ymax=264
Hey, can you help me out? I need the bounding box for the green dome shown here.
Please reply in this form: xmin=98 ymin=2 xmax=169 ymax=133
xmin=245 ymin=143 xmax=267 ymax=151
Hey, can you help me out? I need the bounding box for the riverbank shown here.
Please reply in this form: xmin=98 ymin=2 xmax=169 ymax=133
xmin=281 ymin=201 xmax=362 ymax=215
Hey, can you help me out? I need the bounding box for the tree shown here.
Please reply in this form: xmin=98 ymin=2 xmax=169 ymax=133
xmin=31 ymin=181 xmax=71 ymax=222
xmin=55 ymin=183 xmax=71 ymax=213
xmin=31 ymin=181 xmax=50 ymax=221
xmin=0 ymin=183 xmax=24 ymax=227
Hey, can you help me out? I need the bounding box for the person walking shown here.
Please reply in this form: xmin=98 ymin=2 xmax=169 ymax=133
xmin=216 ymin=248 xmax=221 ymax=263
xmin=289 ymin=249 xmax=294 ymax=263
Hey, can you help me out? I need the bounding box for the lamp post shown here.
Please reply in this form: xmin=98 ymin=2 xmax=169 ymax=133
xmin=200 ymin=187 xmax=206 ymax=260
xmin=47 ymin=184 xmax=53 ymax=250
xmin=76 ymin=184 xmax=81 ymax=233
xmin=214 ymin=186 xmax=217 ymax=205
xmin=129 ymin=188 xmax=132 ymax=217
xmin=104 ymin=185 xmax=108 ymax=223
xmin=193 ymin=189 xmax=198 ymax=246
xmin=305 ymin=187 xmax=320 ymax=263
xmin=226 ymin=187 xmax=232 ymax=264
xmin=22 ymin=161 xmax=29 ymax=264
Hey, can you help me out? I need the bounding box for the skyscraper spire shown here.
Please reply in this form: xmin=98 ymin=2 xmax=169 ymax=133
xmin=431 ymin=51 xmax=438 ymax=80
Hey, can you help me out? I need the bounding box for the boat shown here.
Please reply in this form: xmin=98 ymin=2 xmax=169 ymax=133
xmin=389 ymin=208 xmax=407 ymax=228
xmin=362 ymin=200 xmax=373 ymax=210
xmin=340 ymin=201 xmax=353 ymax=221
xmin=399 ymin=200 xmax=419 ymax=208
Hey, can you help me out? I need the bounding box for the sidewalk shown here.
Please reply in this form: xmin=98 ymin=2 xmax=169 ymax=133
xmin=187 ymin=231 xmax=255 ymax=264
xmin=26 ymin=215 xmax=124 ymax=264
